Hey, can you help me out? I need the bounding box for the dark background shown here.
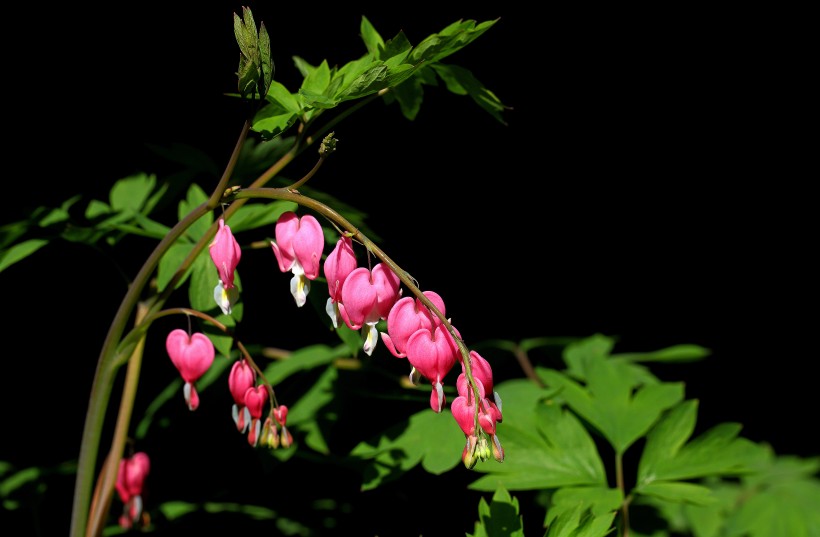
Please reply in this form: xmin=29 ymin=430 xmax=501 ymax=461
xmin=3 ymin=1 xmax=815 ymax=534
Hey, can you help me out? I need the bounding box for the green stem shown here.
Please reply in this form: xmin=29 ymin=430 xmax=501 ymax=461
xmin=69 ymin=119 xmax=255 ymax=537
xmin=86 ymin=302 xmax=149 ymax=537
xmin=616 ymin=451 xmax=630 ymax=536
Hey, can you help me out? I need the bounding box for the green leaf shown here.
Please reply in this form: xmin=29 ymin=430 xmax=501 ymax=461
xmin=157 ymin=241 xmax=195 ymax=292
xmin=38 ymin=195 xmax=81 ymax=226
xmin=261 ymin=344 xmax=348 ymax=386
xmin=85 ymin=199 xmax=112 ymax=219
xmin=132 ymin=212 xmax=172 ymax=238
xmin=725 ymin=478 xmax=820 ymax=537
xmin=545 ymin=486 xmax=622 ymax=537
xmin=227 ymin=201 xmax=298 ymax=233
xmin=135 ymin=378 xmax=183 ymax=440
xmin=561 ymin=334 xmax=615 ymax=381
xmin=178 ymin=183 xmax=212 ymax=241
xmin=637 ymin=400 xmax=767 ymax=486
xmin=258 ymin=22 xmax=273 ymax=93
xmin=469 ymin=379 xmax=607 ymax=492
xmin=390 ymin=73 xmax=425 ymax=120
xmin=203 ymin=313 xmax=238 ymax=359
xmin=540 ymin=359 xmax=684 ymax=455
xmin=253 ymin=81 xmax=301 ymax=138
xmin=613 ymin=344 xmax=711 ymax=363
xmin=350 ymin=408 xmax=464 ymax=490
xmin=359 ymin=16 xmax=385 ymax=57
xmin=0 ymin=239 xmax=48 ymax=272
xmin=160 ymin=500 xmax=278 ymax=521
xmin=109 ymin=173 xmax=156 ymax=213
xmin=189 ymin=248 xmax=220 ymax=312
xmin=285 ymin=366 xmax=340 ymax=455
xmin=638 ymin=482 xmax=717 ymax=506
xmin=409 ymin=19 xmax=498 ymax=66
xmin=299 ymin=59 xmax=331 ymax=100
xmin=467 ymin=487 xmax=525 ymax=537
xmin=430 ymin=63 xmax=509 ymax=124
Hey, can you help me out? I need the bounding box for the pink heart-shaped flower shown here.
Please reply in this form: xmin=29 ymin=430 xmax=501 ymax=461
xmin=166 ymin=329 xmax=215 ymax=383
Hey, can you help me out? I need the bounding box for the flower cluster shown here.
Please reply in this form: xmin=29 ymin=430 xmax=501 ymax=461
xmin=164 ymin=210 xmax=503 ymax=474
xmin=266 ymin=211 xmax=504 ymax=465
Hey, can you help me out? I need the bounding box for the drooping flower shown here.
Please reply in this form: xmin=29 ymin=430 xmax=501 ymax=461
xmin=243 ymin=385 xmax=267 ymax=447
xmin=209 ymin=218 xmax=242 ymax=315
xmin=270 ymin=211 xmax=325 ymax=307
xmin=166 ymin=329 xmax=215 ymax=411
xmin=338 ymin=263 xmax=402 ymax=355
xmin=323 ymin=235 xmax=357 ymax=328
xmin=381 ymin=291 xmax=446 ymax=359
xmin=405 ymin=323 xmax=461 ymax=413
xmin=115 ymin=451 xmax=150 ymax=530
xmin=228 ymin=359 xmax=256 ymax=433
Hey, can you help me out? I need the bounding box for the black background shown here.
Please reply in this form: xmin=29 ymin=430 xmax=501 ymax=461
xmin=2 ymin=1 xmax=815 ymax=533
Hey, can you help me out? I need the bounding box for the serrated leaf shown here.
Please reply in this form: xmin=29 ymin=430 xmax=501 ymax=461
xmin=469 ymin=379 xmax=607 ymax=492
xmin=468 ymin=487 xmax=525 ymax=537
xmin=0 ymin=239 xmax=48 ymax=273
xmin=351 ymin=408 xmax=464 ymax=490
xmin=638 ymin=401 xmax=768 ymax=486
xmin=540 ymin=359 xmax=684 ymax=455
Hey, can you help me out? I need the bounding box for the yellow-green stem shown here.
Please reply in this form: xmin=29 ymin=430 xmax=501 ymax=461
xmin=85 ymin=302 xmax=149 ymax=537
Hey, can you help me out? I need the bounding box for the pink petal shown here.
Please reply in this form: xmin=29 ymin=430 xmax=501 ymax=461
xmin=292 ymin=214 xmax=324 ymax=280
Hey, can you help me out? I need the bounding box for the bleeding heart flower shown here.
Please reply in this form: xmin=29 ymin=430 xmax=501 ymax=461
xmin=209 ymin=218 xmax=242 ymax=315
xmin=381 ymin=291 xmax=445 ymax=359
xmin=166 ymin=329 xmax=215 ymax=411
xmin=115 ymin=452 xmax=150 ymax=530
xmin=228 ymin=359 xmax=256 ymax=433
xmin=243 ymin=385 xmax=267 ymax=446
xmin=338 ymin=263 xmax=401 ymax=355
xmin=270 ymin=211 xmax=325 ymax=307
xmin=323 ymin=235 xmax=357 ymax=328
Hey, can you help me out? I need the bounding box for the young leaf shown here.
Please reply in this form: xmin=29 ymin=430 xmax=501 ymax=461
xmin=467 ymin=487 xmax=525 ymax=537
